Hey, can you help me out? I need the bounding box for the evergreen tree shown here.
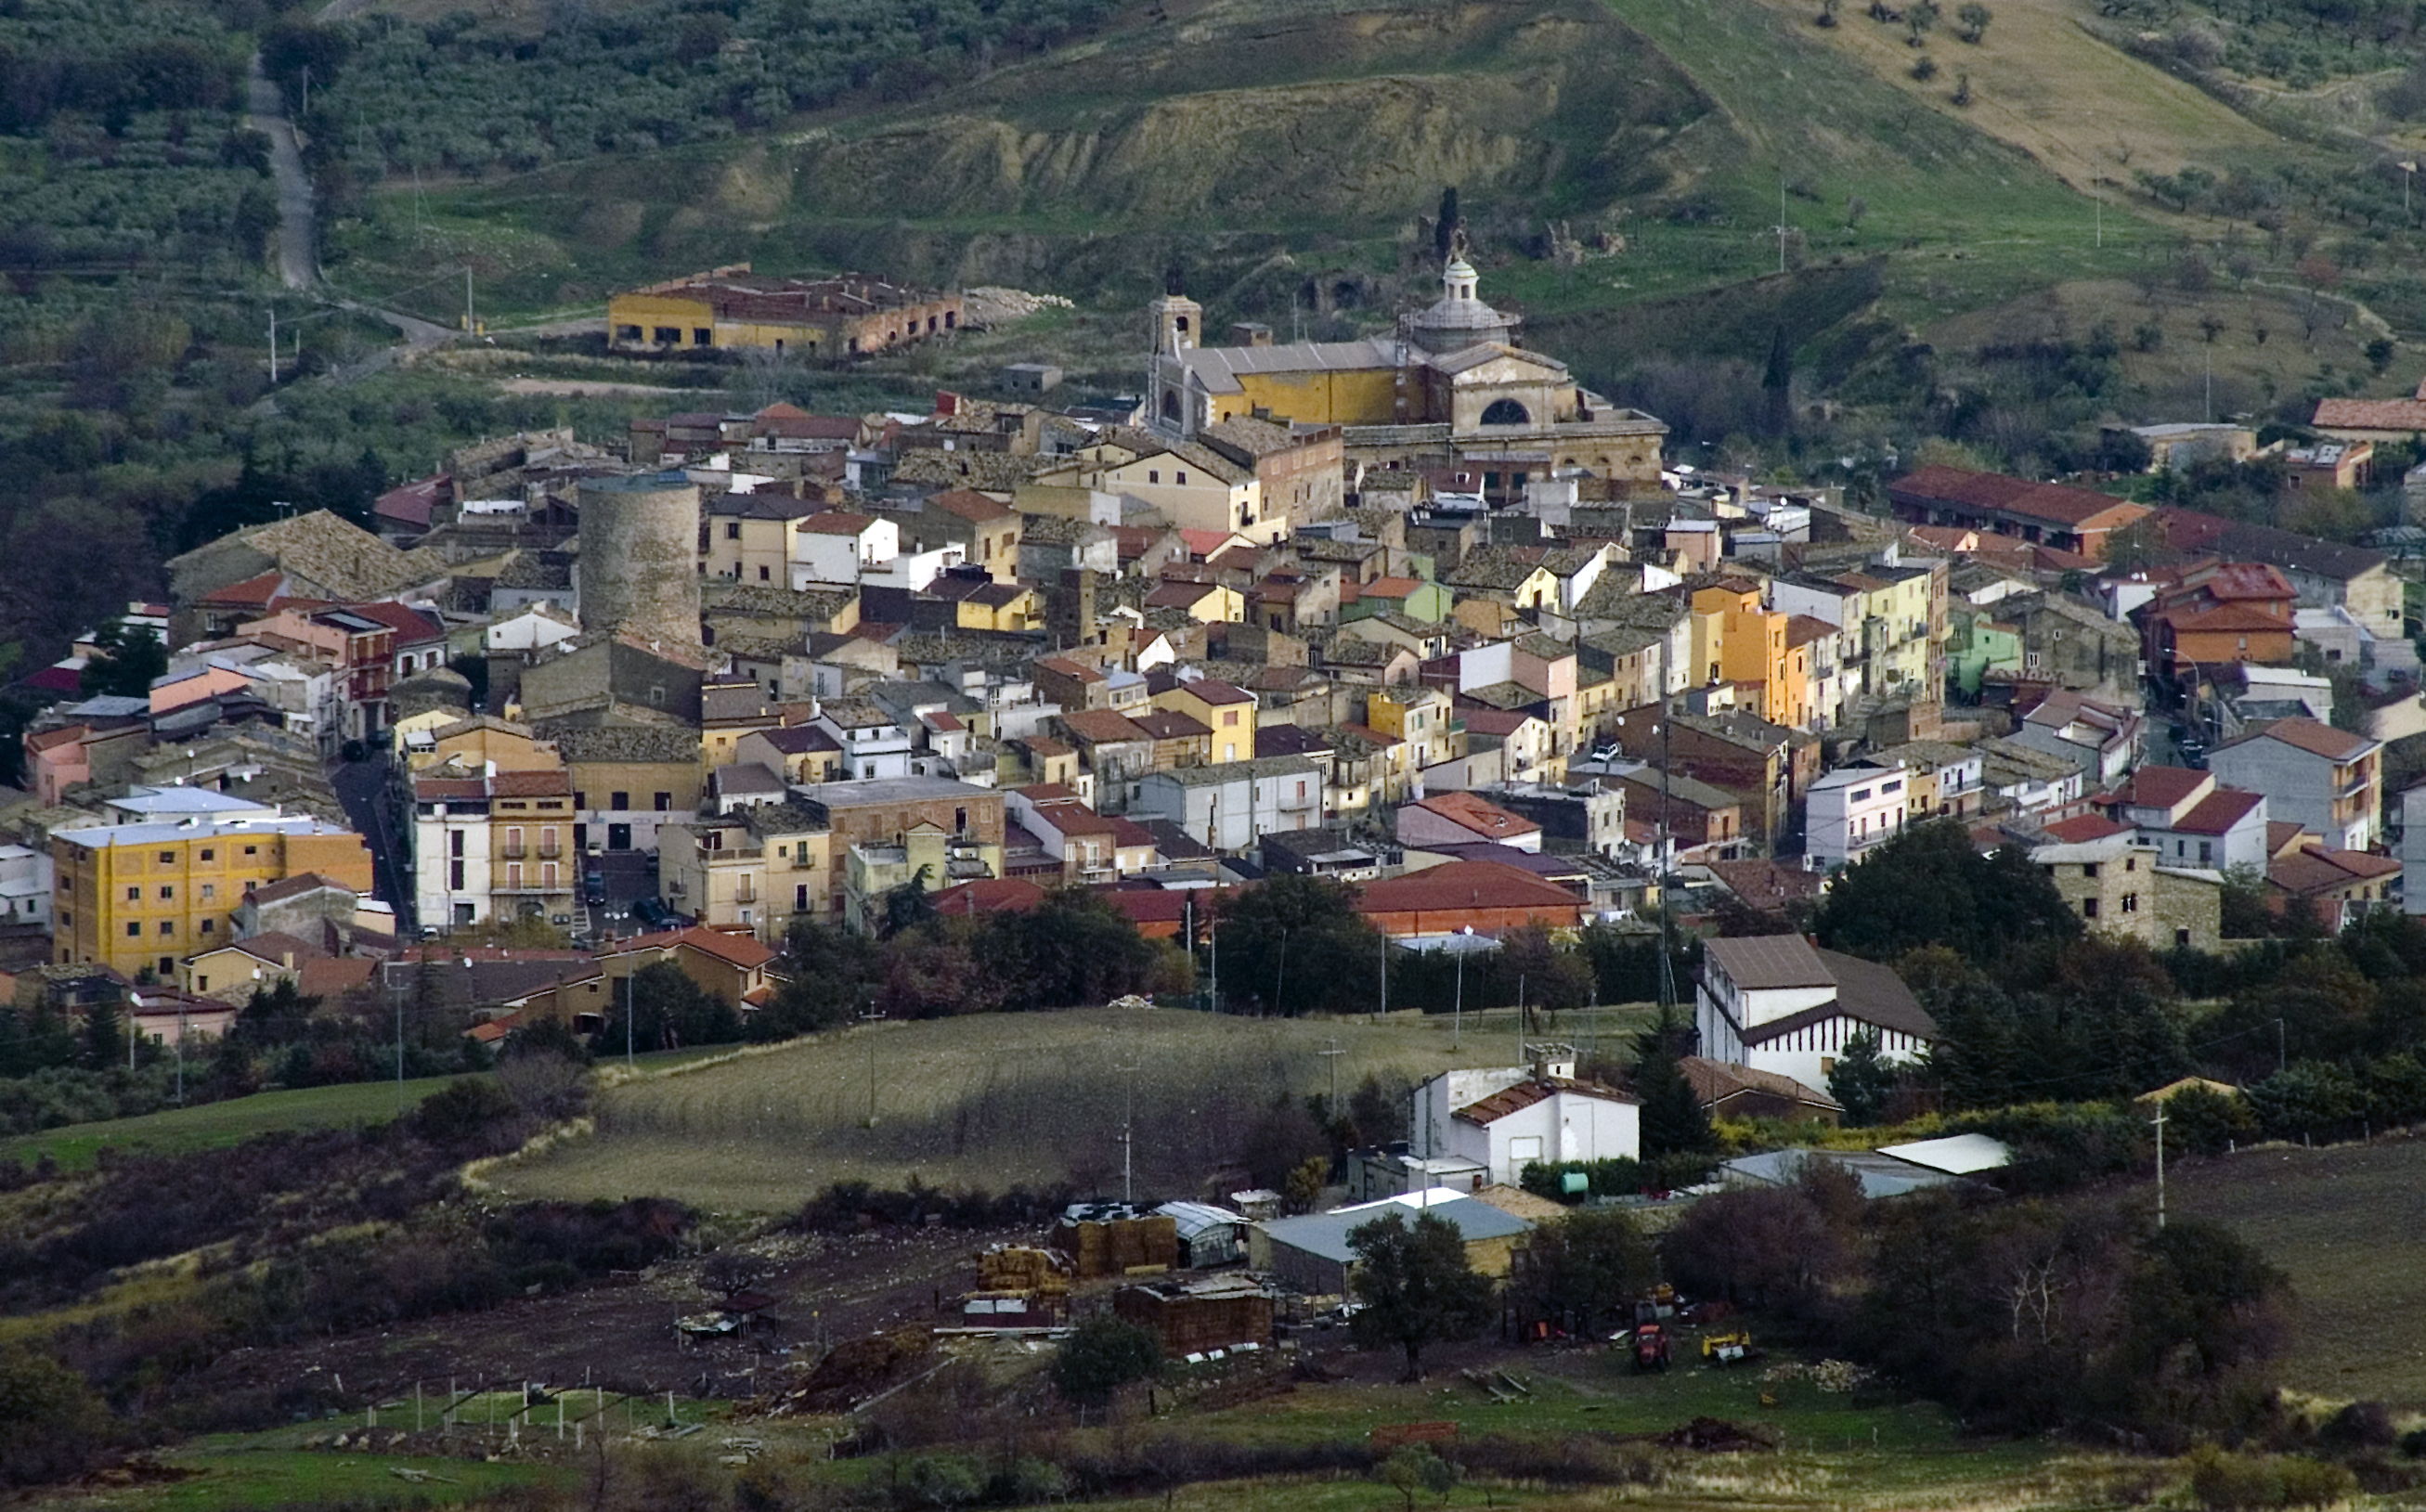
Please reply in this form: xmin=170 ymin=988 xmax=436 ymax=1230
xmin=1828 ymin=1027 xmax=1897 ymax=1125
xmin=1633 ymin=1004 xmax=1715 ymax=1157
xmin=1434 ymin=187 xmax=1461 ymax=263
xmin=81 ymin=997 xmax=123 ymax=1068
xmin=1762 ymin=323 xmax=1793 ymax=435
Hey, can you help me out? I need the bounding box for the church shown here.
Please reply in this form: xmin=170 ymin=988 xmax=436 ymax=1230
xmin=1146 ymin=250 xmax=1667 ymax=486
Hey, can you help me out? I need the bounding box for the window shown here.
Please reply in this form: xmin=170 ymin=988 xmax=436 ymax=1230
xmin=159 ymin=921 xmax=174 ymax=936
xmin=796 ymin=884 xmax=810 ymax=910
xmin=450 ymin=859 xmax=465 ymax=890
xmin=726 ymin=523 xmax=741 ymax=540
xmin=616 ymin=325 xmax=642 ymax=342
xmin=244 ymin=846 xmax=257 ymax=856
xmin=158 ymin=851 xmax=175 ymax=864
xmin=575 ymin=792 xmax=588 ymax=809
xmin=450 ymin=830 xmax=465 ymax=859
xmin=126 ymin=922 xmax=141 ymax=937
xmin=654 ymin=793 xmax=672 ymax=811
xmin=197 ymin=976 xmax=209 ymax=991
xmin=1881 ymin=780 xmax=1902 ymax=794
xmin=611 ymin=792 xmax=630 ymax=810
xmin=201 ymin=918 xmax=213 ymax=934
xmin=2199 ymin=841 xmax=2212 ymax=863
xmin=2082 ymin=862 xmax=2100 ymax=879
xmin=654 ymin=326 xmax=681 ymax=343
xmin=201 ymin=885 xmax=214 ymax=900
xmin=1175 ymin=471 xmax=1187 ymax=485
xmin=2177 ymin=927 xmax=2193 ymax=947
xmin=159 ymin=886 xmax=173 ymax=899
xmin=200 ymin=848 xmax=214 ymax=861
xmin=759 ymin=565 xmax=770 ymax=581
xmin=1148 ymin=470 xmax=1160 ymax=484
xmin=1224 ymin=711 xmax=1239 ymax=727
xmin=125 ymin=887 xmax=139 ymax=902
xmin=2122 ymin=893 xmax=2139 ymax=913
xmin=694 ymin=328 xmax=712 ymax=346
xmin=2082 ymin=898 xmax=2099 ymax=919
xmin=159 ymin=956 xmax=173 ymax=976
xmin=1849 ymin=788 xmax=1871 ymax=803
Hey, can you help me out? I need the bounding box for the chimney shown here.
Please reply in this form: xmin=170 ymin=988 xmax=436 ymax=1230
xmin=935 ymin=391 xmax=962 ymax=417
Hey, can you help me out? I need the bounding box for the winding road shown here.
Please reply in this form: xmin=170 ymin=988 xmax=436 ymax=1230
xmin=246 ymin=53 xmax=457 ymax=363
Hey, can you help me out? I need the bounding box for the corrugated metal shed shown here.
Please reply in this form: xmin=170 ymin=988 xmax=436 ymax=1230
xmin=1154 ymin=1201 xmax=1248 ymax=1268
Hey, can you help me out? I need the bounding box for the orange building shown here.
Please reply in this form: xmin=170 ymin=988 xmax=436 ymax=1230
xmin=1690 ymin=583 xmax=1798 ymax=727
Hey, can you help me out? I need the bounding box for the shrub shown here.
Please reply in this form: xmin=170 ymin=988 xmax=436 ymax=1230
xmin=1052 ymin=1316 xmax=1159 ymax=1407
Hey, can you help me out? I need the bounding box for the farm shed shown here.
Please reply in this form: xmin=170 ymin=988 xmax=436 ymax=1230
xmin=1054 ymin=1203 xmax=1179 ymax=1278
xmin=1112 ymin=1273 xmax=1276 ymax=1354
xmin=1154 ymin=1201 xmax=1249 ymax=1268
xmin=1252 ymin=1192 xmax=1533 ymax=1297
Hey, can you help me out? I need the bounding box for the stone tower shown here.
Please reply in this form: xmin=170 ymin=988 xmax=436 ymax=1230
xmin=577 ymin=473 xmax=702 ymax=644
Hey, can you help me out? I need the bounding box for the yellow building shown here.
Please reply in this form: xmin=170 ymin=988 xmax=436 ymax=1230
xmin=1690 ymin=583 xmax=1799 ymax=727
xmin=608 ymin=265 xmax=962 ymax=358
xmin=659 ymin=806 xmax=836 ymax=940
xmin=1151 ymin=676 xmax=1260 ymax=765
xmin=54 ymin=808 xmax=374 ymax=979
xmin=1143 ymin=256 xmax=1667 ymax=481
xmin=1366 ymin=686 xmax=1457 ymax=769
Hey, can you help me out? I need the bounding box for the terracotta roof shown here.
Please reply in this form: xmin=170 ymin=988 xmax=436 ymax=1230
xmin=301 ymin=957 xmax=376 ymax=997
xmin=2157 ymin=603 xmax=2293 ymax=633
xmin=2042 ymin=813 xmax=2131 ymax=843
xmin=1131 ymin=710 xmax=1212 ymax=741
xmin=662 ymin=925 xmax=778 ymax=970
xmin=2266 ymin=821 xmax=2314 ymax=857
xmin=1705 ymin=859 xmax=1827 ymax=905
xmin=2112 ymin=766 xmax=2210 ymax=809
xmin=927 ymin=488 xmax=1015 ymax=523
xmin=1171 ymin=678 xmax=1255 ymax=706
xmin=1453 ymin=1075 xmax=1637 ymax=1126
xmin=2313 ymin=396 xmax=2426 ymax=433
xmin=1406 ymin=792 xmax=1540 ymax=842
xmin=344 ymin=600 xmax=444 ymax=641
xmin=1353 ymin=859 xmax=1583 ymax=915
xmin=2270 ymin=845 xmax=2403 ymax=896
xmin=1679 ymin=1055 xmax=1841 ymax=1113
xmin=2174 ymin=789 xmax=2265 ymax=835
xmin=1888 ymin=464 xmax=2147 ymax=528
xmin=245 ymin=872 xmax=347 ymax=906
xmin=1057 ymin=708 xmax=1148 ymax=744
xmin=2212 ymin=716 xmax=2375 ymax=763
xmin=929 ymin=877 xmax=1048 ymax=914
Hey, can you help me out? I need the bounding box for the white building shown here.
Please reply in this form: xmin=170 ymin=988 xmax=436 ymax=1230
xmin=813 ymin=699 xmax=915 ymax=782
xmin=789 ymin=512 xmax=899 ymax=588
xmin=0 ymin=843 xmax=51 ymax=928
xmin=1806 ymin=762 xmax=1908 ymax=871
xmin=485 ymin=606 xmax=580 ymax=655
xmin=2108 ymin=766 xmax=2270 ymax=872
xmin=2009 ymin=691 xmax=2143 ymax=786
xmin=1130 ymin=756 xmax=1321 ymax=852
xmin=1694 ymin=934 xmax=1937 ymax=1096
xmin=1408 ymin=1054 xmax=1639 ymax=1185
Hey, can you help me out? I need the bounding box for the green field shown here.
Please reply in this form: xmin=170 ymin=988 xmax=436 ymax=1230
xmin=487 ymin=1005 xmax=1654 ymax=1211
xmin=2174 ymin=1134 xmax=2426 ymax=1407
xmin=0 ymin=1048 xmax=735 ymax=1173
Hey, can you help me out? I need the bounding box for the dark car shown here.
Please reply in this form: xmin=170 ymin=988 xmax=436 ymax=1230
xmin=632 ymin=897 xmax=673 ymax=929
xmin=583 ymin=870 xmax=606 ymax=906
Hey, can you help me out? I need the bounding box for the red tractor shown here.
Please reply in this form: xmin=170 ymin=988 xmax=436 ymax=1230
xmin=1630 ymin=1323 xmax=1672 ymax=1373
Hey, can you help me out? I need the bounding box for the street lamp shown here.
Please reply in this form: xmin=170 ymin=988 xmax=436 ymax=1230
xmin=1452 ymin=924 xmax=1474 ymax=1050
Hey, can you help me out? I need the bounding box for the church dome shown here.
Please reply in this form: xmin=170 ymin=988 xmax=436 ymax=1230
xmin=1406 ymin=253 xmax=1517 ymax=355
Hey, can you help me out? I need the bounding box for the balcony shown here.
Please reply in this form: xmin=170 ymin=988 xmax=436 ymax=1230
xmin=501 ymin=843 xmax=526 ymax=860
xmin=733 ymin=885 xmax=759 ymax=905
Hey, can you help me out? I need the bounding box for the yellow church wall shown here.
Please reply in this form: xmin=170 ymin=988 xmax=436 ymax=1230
xmin=1225 ymin=368 xmax=1402 ymax=428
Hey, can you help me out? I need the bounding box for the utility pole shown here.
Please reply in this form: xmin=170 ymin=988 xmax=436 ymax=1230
xmin=1774 ymin=174 xmax=1789 ymax=276
xmin=464 ymin=267 xmax=476 ymax=334
xmin=1378 ymin=927 xmax=1388 ymax=1015
xmin=626 ymin=966 xmax=635 ymax=1069
xmin=1453 ymin=924 xmax=1473 ymax=1049
xmin=1319 ymin=1038 xmax=1345 ymax=1118
xmin=174 ymin=998 xmax=188 ymax=1105
xmin=1272 ymin=927 xmax=1288 ymax=1016
xmin=860 ymin=1000 xmax=883 ymax=1126
xmin=1515 ymin=975 xmax=1526 ymax=1066
xmin=2150 ymin=1105 xmax=2168 ymax=1230
xmin=395 ymin=978 xmax=406 ymax=1114
xmin=2274 ymin=1017 xmax=2285 ymax=1075
xmin=268 ymin=309 xmax=278 ymax=384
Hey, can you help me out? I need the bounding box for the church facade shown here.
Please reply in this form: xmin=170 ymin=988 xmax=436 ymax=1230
xmin=1145 ymin=254 xmax=1667 ymax=485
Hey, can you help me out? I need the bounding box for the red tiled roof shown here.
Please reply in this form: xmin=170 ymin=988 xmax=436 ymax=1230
xmin=1889 ymin=464 xmax=2148 ymax=529
xmin=2313 ymin=396 xmax=2426 ymax=433
xmin=2111 ymin=766 xmax=2210 ymax=809
xmin=2270 ymin=846 xmax=2403 ymax=896
xmin=928 ymin=487 xmax=1014 ymax=522
xmin=1407 ymin=792 xmax=1540 ymax=842
xmin=930 ymin=877 xmax=1048 ymax=915
xmin=1454 ymin=1076 xmax=1636 ymax=1125
xmin=663 ymin=925 xmax=778 ymax=970
xmin=797 ymin=511 xmax=877 ymax=536
xmin=1355 ymin=859 xmax=1580 ymax=914
xmin=201 ymin=571 xmax=287 ymax=608
xmin=344 ymin=600 xmax=445 ymax=641
xmin=2174 ymin=789 xmax=2264 ymax=835
xmin=2042 ymin=813 xmax=2130 ymax=843
xmin=2215 ymin=716 xmax=2374 ymax=762
xmin=1172 ymin=678 xmax=1255 ymax=705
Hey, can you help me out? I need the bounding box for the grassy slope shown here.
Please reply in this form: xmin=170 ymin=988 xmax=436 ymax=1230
xmin=0 ymin=1076 xmax=476 ymax=1174
xmin=485 ymin=1004 xmax=1654 ymax=1211
xmin=2173 ymin=1134 xmax=2426 ymax=1407
xmin=325 ymin=0 xmax=2243 ymax=339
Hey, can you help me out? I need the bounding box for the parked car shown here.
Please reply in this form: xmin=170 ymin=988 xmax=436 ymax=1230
xmin=583 ymin=870 xmax=606 ymax=906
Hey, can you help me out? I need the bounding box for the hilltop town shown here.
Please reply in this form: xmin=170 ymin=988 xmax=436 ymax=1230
xmin=3 ymin=252 xmax=2426 ymax=1508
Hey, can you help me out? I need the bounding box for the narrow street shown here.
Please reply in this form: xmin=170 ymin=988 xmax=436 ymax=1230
xmin=332 ymin=756 xmax=413 ymax=937
xmin=244 ymin=57 xmax=318 ymax=292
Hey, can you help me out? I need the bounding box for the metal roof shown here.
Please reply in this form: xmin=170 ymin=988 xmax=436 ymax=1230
xmin=1259 ymin=1192 xmax=1533 ymax=1265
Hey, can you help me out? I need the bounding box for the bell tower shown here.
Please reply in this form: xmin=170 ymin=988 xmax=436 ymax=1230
xmin=1150 ymin=292 xmax=1202 ymax=356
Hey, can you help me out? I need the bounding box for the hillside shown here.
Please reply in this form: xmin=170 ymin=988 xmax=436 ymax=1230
xmin=482 ymin=1004 xmax=1646 ymax=1211
xmin=318 ymin=0 xmax=2162 ymax=334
